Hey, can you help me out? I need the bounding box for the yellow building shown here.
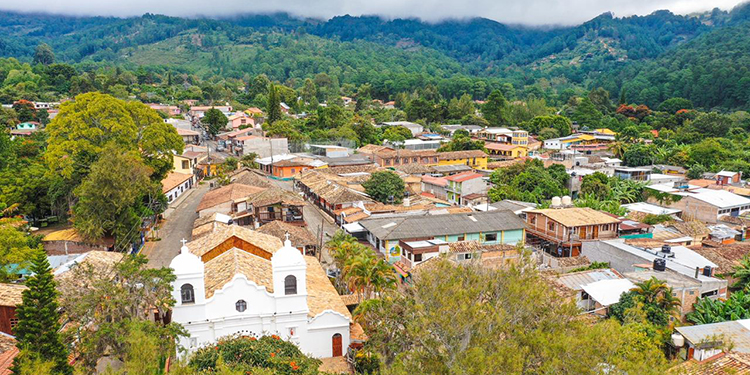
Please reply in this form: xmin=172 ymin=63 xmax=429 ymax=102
xmin=437 ymin=150 xmax=488 ymax=169
xmin=485 ymin=143 xmax=528 ymax=159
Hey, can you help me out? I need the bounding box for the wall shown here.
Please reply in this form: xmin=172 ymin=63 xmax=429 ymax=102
xmin=166 ymin=179 xmax=193 ymax=203
xmin=0 ymin=306 xmax=17 ymax=335
xmin=652 ymin=196 xmax=719 ymax=223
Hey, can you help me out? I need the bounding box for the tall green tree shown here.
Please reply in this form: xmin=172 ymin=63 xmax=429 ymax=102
xmin=266 ymin=83 xmax=282 ymax=124
xmin=12 ymin=249 xmax=72 ymax=375
xmin=32 ymin=43 xmax=55 ymax=66
xmin=72 ymin=145 xmax=156 ymax=241
xmin=482 ymin=90 xmax=509 ymax=126
xmin=202 ymin=107 xmax=228 ymax=137
xmin=362 ymin=171 xmax=405 ymax=204
xmin=0 ymin=220 xmax=37 ymax=282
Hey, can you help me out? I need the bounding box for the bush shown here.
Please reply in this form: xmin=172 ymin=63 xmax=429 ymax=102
xmin=189 ymin=334 xmax=321 ymax=374
xmin=641 ymin=214 xmax=672 ymax=225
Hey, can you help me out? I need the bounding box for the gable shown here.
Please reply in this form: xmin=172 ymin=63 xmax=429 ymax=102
xmin=201 ymin=235 xmax=274 ymax=263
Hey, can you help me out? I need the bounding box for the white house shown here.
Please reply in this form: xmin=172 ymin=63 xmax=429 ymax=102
xmin=170 ymin=226 xmax=353 ymax=359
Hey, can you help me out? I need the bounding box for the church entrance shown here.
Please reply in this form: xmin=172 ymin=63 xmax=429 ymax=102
xmin=332 ymin=333 xmax=342 ymax=357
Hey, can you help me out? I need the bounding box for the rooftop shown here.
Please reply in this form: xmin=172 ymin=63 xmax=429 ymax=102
xmin=196 ymin=184 xmax=267 ymax=212
xmin=676 ymin=320 xmax=750 ymax=353
xmin=359 ymin=210 xmax=525 ymax=241
xmin=529 ymin=207 xmax=621 ymax=227
xmin=445 ymin=171 xmax=483 ymax=182
xmin=161 ymin=172 xmax=193 ymax=193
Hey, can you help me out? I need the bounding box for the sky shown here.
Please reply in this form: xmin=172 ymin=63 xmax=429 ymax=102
xmin=0 ymin=0 xmax=745 ymax=26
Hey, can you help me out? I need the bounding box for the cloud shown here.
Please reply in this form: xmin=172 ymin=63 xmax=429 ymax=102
xmin=0 ymin=0 xmax=744 ymax=25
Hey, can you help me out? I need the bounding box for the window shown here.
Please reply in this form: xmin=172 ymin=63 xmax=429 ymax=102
xmin=189 ymin=337 xmax=198 ymax=348
xmin=182 ymin=160 xmax=189 ymax=169
xmin=236 ymin=299 xmax=247 ymax=312
xmin=457 ymin=235 xmax=465 ymax=241
xmin=484 ymin=233 xmax=497 ymax=242
xmin=689 ymin=290 xmax=695 ymax=295
xmin=285 ymin=275 xmax=297 ymax=295
xmin=530 ymin=216 xmax=536 ymax=224
xmin=288 ymin=327 xmax=297 ymax=337
xmin=181 ymin=284 xmax=195 ymax=304
xmin=548 ymin=222 xmax=555 ymax=231
xmin=414 ymin=254 xmax=423 ymax=262
xmin=457 ymin=253 xmax=472 ymax=261
xmin=9 ymin=318 xmax=18 ymax=330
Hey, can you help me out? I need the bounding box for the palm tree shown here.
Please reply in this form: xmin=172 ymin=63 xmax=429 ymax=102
xmin=656 ymin=287 xmax=683 ymax=318
xmin=609 ymin=141 xmax=626 ymax=158
xmin=732 ymin=256 xmax=750 ymax=290
xmin=631 ymin=277 xmax=669 ymax=305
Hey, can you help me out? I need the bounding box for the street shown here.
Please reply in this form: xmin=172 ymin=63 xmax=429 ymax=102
xmin=142 ymin=183 xmax=210 ymax=268
xmin=268 ymin=178 xmax=338 ymax=268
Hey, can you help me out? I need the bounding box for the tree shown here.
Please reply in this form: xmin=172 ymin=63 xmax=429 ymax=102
xmin=266 ymin=83 xmax=282 ymax=124
xmin=690 ymin=112 xmax=732 ymax=138
xmin=580 ymin=172 xmax=611 ymax=200
xmin=0 ymin=220 xmax=37 ymax=282
xmin=58 ymin=254 xmax=182 ymax=369
xmin=202 ymin=108 xmax=228 ymax=137
xmin=12 ymin=249 xmax=72 ymax=375
xmin=686 ymin=164 xmax=707 ymax=180
xmin=12 ymin=100 xmax=36 ymax=123
xmin=437 ymin=133 xmax=485 ymax=152
xmin=45 ymin=93 xmax=183 ymax=188
xmin=488 ymin=160 xmax=568 ymax=204
xmin=572 ymin=97 xmax=603 ymax=128
xmin=609 ymin=277 xmax=679 ymax=328
xmin=362 ymin=171 xmax=405 ymax=204
xmin=687 ymin=290 xmax=750 ymax=325
xmin=622 ymin=143 xmax=655 ymax=167
xmin=356 ymin=257 xmax=669 ymax=374
xmin=732 ymin=256 xmax=750 ymax=290
xmin=382 ymin=126 xmax=412 ymax=144
xmin=32 ymin=43 xmax=55 ymax=65
xmin=482 ymin=90 xmax=509 ymax=126
xmin=240 ymin=153 xmax=259 ymax=169
xmin=72 ymin=145 xmax=156 ymax=242
xmin=658 ymin=97 xmax=693 ymax=114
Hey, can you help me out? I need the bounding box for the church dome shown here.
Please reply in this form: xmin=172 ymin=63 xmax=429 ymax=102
xmin=170 ymin=240 xmax=204 ymax=274
xmin=272 ymin=234 xmax=305 ymax=267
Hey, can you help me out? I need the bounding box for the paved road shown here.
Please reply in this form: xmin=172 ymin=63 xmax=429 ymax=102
xmin=269 ymin=178 xmax=338 ymax=268
xmin=142 ymin=183 xmax=210 ymax=268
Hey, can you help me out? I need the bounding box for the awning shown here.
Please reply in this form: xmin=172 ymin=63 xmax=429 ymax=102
xmin=342 ymin=222 xmax=366 ymax=233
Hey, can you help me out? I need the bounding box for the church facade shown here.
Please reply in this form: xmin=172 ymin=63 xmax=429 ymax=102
xmin=169 ymin=225 xmax=352 ymax=358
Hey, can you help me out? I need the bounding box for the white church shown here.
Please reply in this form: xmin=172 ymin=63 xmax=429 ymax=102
xmin=169 ymin=225 xmax=356 ymax=358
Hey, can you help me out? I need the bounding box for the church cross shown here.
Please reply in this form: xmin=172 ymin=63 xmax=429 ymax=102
xmin=180 ymin=238 xmax=188 ymax=246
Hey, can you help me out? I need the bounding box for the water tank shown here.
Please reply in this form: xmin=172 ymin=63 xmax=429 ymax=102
xmin=671 ymin=333 xmax=685 ymax=347
xmin=661 ymin=245 xmax=671 ymax=254
xmin=653 ymin=258 xmax=666 ymax=272
xmin=703 ymin=266 xmax=712 ymax=277
xmin=562 ymin=196 xmax=572 ymax=206
xmin=551 ymin=196 xmax=562 ymax=208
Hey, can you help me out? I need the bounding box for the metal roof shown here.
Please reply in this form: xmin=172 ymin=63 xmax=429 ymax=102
xmin=676 ymin=320 xmax=750 ymax=352
xmin=553 ymin=269 xmax=623 ymax=291
xmin=359 ymin=210 xmax=525 ymax=241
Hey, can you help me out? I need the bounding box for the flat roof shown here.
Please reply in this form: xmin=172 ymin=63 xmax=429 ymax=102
xmin=622 ymin=202 xmax=681 ymax=215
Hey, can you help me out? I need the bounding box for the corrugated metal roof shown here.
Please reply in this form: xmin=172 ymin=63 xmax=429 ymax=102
xmin=359 ymin=210 xmax=525 ymax=240
xmin=677 ymin=320 xmax=750 ymax=353
xmin=553 ymin=269 xmax=623 ymax=290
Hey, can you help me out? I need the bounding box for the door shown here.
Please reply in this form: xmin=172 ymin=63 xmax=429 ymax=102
xmin=592 ymin=225 xmax=599 ymax=239
xmin=332 ymin=333 xmax=342 ymax=357
xmin=579 ymin=227 xmax=587 ymax=240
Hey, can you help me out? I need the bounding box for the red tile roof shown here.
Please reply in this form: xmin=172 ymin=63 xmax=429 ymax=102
xmin=421 ymin=175 xmax=448 ymax=187
xmin=445 ymin=171 xmax=483 ymax=183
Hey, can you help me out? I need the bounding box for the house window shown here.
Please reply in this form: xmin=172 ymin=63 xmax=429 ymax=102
xmin=236 ymin=299 xmax=247 ymax=312
xmin=181 ymin=284 xmax=195 ymax=304
xmin=9 ymin=318 xmax=18 ymax=330
xmin=414 ymin=254 xmax=423 ymax=262
xmin=484 ymin=233 xmax=497 ymax=242
xmin=548 ymin=222 xmax=555 ymax=231
xmin=458 ymin=253 xmax=472 ymax=261
xmin=288 ymin=327 xmax=297 ymax=337
xmin=530 ymin=216 xmax=536 ymax=224
xmin=285 ymin=275 xmax=297 ymax=295
xmin=457 ymin=235 xmax=465 ymax=241
xmin=182 ymin=160 xmax=189 ymax=169
xmin=291 ymin=168 xmax=296 ymax=174
xmin=189 ymin=337 xmax=198 ymax=348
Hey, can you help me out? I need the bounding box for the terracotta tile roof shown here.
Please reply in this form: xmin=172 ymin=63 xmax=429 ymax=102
xmin=191 ymin=221 xmax=231 ymax=240
xmin=257 ymin=221 xmax=317 ymax=247
xmin=487 ymin=158 xmax=526 ymax=170
xmin=394 ymin=163 xmax=434 ymax=175
xmin=447 ymin=241 xmax=516 ymax=254
xmin=421 ymin=175 xmax=448 ymax=187
xmin=356 ymin=144 xmax=391 ymax=154
xmin=693 ymin=241 xmax=750 ymax=275
xmin=529 ymin=207 xmax=621 ymax=227
xmin=186 ymin=225 xmax=282 ymax=259
xmin=318 ymin=164 xmax=379 ymax=175
xmin=333 ymin=207 xmax=362 ymax=216
xmin=42 ymin=228 xmax=114 ymax=246
xmin=203 ymin=249 xmax=351 ymax=318
xmin=304 ymin=256 xmax=351 ymax=319
xmin=0 ymin=284 xmax=26 ymax=307
xmin=437 ymin=150 xmax=487 ymax=160
xmin=344 ymin=212 xmax=370 ymax=223
xmin=161 ymin=172 xmax=193 ymax=193
xmin=485 ymin=143 xmax=522 ymax=151
xmin=246 ymin=188 xmax=305 ymax=207
xmin=0 ymin=345 xmax=18 ymax=375
xmin=196 ymin=184 xmax=267 ymax=212
xmin=229 ymin=168 xmax=273 ymax=188
xmin=445 ymin=171 xmax=483 ymax=182
xmin=672 ymin=352 xmax=750 ymax=374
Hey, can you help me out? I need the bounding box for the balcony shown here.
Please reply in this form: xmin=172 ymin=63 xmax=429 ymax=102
xmin=257 ymin=208 xmax=305 ymax=225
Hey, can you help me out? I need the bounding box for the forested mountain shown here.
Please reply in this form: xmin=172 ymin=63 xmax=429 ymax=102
xmin=0 ymin=3 xmax=749 ymax=109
